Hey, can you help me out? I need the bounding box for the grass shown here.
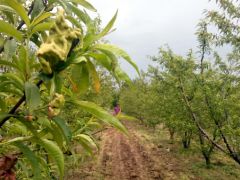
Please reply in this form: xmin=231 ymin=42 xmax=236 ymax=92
xmin=135 ymin=122 xmax=240 ymax=180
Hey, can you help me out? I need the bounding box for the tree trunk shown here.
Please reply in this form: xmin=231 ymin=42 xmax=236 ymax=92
xmin=182 ymin=131 xmax=192 ymax=149
xmin=169 ymin=128 xmax=175 ymax=143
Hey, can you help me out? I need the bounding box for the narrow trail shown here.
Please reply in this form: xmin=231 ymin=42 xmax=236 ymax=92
xmin=98 ymin=128 xmax=163 ymax=180
xmin=67 ymin=121 xmax=240 ymax=180
xmin=66 ymin=121 xmax=183 ymax=180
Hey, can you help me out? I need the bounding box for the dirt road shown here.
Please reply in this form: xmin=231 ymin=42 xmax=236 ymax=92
xmin=98 ymin=128 xmax=163 ymax=180
xmin=66 ymin=122 xmax=182 ymax=180
xmin=66 ymin=121 xmax=240 ymax=180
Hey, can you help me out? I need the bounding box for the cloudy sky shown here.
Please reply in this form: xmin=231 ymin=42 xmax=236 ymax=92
xmin=89 ymin=0 xmax=216 ymax=77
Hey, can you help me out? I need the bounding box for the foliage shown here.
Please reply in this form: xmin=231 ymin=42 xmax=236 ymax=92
xmin=119 ymin=0 xmax=240 ymax=167
xmin=0 ymin=0 xmax=139 ymax=179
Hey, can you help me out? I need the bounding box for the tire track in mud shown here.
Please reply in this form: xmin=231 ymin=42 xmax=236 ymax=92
xmin=98 ymin=128 xmax=163 ymax=180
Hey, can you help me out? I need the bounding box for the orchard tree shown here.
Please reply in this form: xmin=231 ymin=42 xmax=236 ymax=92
xmin=0 ymin=0 xmax=139 ymax=179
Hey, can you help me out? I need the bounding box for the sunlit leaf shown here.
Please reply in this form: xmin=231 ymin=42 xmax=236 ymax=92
xmin=38 ymin=139 xmax=64 ymax=180
xmin=0 ymin=20 xmax=23 ymax=41
xmin=93 ymin=44 xmax=140 ymax=75
xmin=31 ymin=12 xmax=52 ymax=27
xmin=71 ymin=62 xmax=89 ymax=93
xmin=14 ymin=142 xmax=42 ymax=180
xmin=69 ymin=100 xmax=127 ymax=134
xmin=87 ymin=60 xmax=100 ymax=93
xmin=2 ymin=0 xmax=30 ymax=27
xmin=98 ymin=10 xmax=117 ymax=38
xmin=53 ymin=117 xmax=72 ymax=144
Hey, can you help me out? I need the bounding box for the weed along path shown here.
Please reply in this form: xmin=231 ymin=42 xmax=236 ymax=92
xmin=98 ymin=128 xmax=163 ymax=180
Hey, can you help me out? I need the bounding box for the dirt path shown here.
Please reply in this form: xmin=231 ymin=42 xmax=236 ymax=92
xmin=66 ymin=121 xmax=240 ymax=180
xmin=98 ymin=128 xmax=163 ymax=180
xmin=66 ymin=122 xmax=183 ymax=180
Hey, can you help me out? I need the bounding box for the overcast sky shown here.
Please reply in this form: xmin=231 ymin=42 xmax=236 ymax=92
xmin=89 ymin=0 xmax=215 ymax=77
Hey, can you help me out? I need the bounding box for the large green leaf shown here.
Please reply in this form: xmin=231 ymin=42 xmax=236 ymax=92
xmin=2 ymin=0 xmax=30 ymax=27
xmin=114 ymin=65 xmax=131 ymax=83
xmin=69 ymin=100 xmax=127 ymax=134
xmin=71 ymin=62 xmax=90 ymax=93
xmin=38 ymin=139 xmax=64 ymax=180
xmin=31 ymin=22 xmax=54 ymax=35
xmin=19 ymin=46 xmax=29 ymax=78
xmin=0 ymin=20 xmax=23 ymax=41
xmin=31 ymin=0 xmax=45 ymax=19
xmin=25 ymin=82 xmax=41 ymax=112
xmin=31 ymin=12 xmax=52 ymax=27
xmin=68 ymin=0 xmax=96 ymax=12
xmin=87 ymin=60 xmax=100 ymax=93
xmin=4 ymin=39 xmax=17 ymax=59
xmin=14 ymin=142 xmax=42 ymax=180
xmin=87 ymin=53 xmax=112 ymax=71
xmin=49 ymin=122 xmax=64 ymax=148
xmin=53 ymin=117 xmax=72 ymax=144
xmin=93 ymin=44 xmax=140 ymax=75
xmin=74 ymin=134 xmax=97 ymax=155
xmin=98 ymin=11 xmax=117 ymax=39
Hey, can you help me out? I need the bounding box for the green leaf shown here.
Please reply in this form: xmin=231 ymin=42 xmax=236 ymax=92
xmin=0 ymin=136 xmax=32 ymax=145
xmin=31 ymin=0 xmax=45 ymax=19
xmin=31 ymin=12 xmax=52 ymax=27
xmin=38 ymin=139 xmax=64 ymax=180
xmin=31 ymin=22 xmax=54 ymax=35
xmin=2 ymin=73 xmax=24 ymax=91
xmin=98 ymin=11 xmax=117 ymax=39
xmin=53 ymin=117 xmax=72 ymax=144
xmin=70 ymin=56 xmax=87 ymax=64
xmin=68 ymin=0 xmax=96 ymax=12
xmin=87 ymin=60 xmax=100 ymax=93
xmin=14 ymin=142 xmax=42 ymax=180
xmin=2 ymin=0 xmax=30 ymax=27
xmin=87 ymin=53 xmax=112 ymax=71
xmin=25 ymin=82 xmax=41 ymax=112
xmin=70 ymin=100 xmax=127 ymax=134
xmin=49 ymin=122 xmax=64 ymax=148
xmin=71 ymin=62 xmax=89 ymax=93
xmin=67 ymin=3 xmax=90 ymax=25
xmin=4 ymin=39 xmax=17 ymax=59
xmin=0 ymin=60 xmax=19 ymax=71
xmin=74 ymin=134 xmax=96 ymax=155
xmin=0 ymin=20 xmax=23 ymax=41
xmin=114 ymin=65 xmax=131 ymax=83
xmin=66 ymin=15 xmax=83 ymax=32
xmin=0 ymin=98 xmax=6 ymax=112
xmin=93 ymin=44 xmax=140 ymax=75
xmin=0 ymin=5 xmax=15 ymax=13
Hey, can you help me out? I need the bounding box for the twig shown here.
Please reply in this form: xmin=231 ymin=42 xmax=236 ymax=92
xmin=92 ymin=128 xmax=108 ymax=135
